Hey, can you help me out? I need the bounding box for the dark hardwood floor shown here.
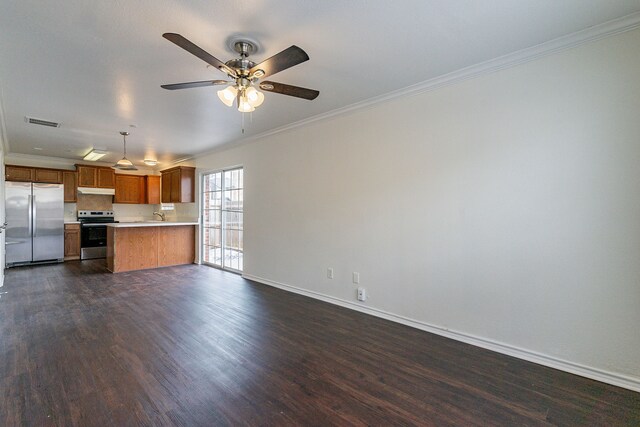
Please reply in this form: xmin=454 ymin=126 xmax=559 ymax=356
xmin=1 ymin=261 xmax=638 ymax=426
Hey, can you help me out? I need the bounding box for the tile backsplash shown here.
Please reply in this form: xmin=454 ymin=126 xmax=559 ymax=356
xmin=64 ymin=200 xmax=196 ymax=223
xmin=76 ymin=194 xmax=113 ymax=210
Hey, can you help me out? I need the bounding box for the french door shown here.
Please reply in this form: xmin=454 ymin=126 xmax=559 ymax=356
xmin=202 ymin=168 xmax=243 ymax=272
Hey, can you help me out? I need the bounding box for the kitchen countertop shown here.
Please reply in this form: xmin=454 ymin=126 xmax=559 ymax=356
xmin=64 ymin=220 xmax=80 ymax=224
xmin=106 ymin=221 xmax=199 ymax=228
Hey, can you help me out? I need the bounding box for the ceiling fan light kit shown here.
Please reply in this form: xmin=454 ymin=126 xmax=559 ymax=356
xmin=161 ymin=33 xmax=319 ymax=115
xmin=112 ymin=131 xmax=138 ymax=171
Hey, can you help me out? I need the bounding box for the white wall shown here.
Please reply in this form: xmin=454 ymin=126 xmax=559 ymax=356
xmin=195 ymin=28 xmax=640 ymax=389
xmin=0 ymin=148 xmax=5 ymax=286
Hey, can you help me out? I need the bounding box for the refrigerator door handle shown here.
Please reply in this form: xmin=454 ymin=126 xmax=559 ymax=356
xmin=32 ymin=195 xmax=37 ymax=237
xmin=28 ymin=195 xmax=33 ymax=237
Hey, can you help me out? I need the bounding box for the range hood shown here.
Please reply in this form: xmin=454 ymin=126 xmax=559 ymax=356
xmin=77 ymin=187 xmax=115 ymax=196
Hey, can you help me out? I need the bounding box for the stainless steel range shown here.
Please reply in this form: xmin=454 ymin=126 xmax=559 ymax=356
xmin=78 ymin=210 xmax=117 ymax=260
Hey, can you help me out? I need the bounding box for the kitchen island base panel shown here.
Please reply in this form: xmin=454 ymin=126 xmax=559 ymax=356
xmin=107 ymin=225 xmax=195 ymax=273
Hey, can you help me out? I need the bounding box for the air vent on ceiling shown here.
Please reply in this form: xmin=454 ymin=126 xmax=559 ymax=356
xmin=24 ymin=116 xmax=61 ymax=128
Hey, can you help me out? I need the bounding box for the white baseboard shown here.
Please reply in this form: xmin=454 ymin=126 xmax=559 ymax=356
xmin=243 ymin=273 xmax=640 ymax=393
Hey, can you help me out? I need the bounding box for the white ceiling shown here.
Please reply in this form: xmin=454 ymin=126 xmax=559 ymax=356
xmin=1 ymin=0 xmax=640 ymax=167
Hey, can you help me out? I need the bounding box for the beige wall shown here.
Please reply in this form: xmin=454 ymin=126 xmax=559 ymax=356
xmin=193 ymin=28 xmax=640 ymax=389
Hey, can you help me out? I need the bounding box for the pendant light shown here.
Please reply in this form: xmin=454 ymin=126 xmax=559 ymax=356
xmin=112 ymin=131 xmax=137 ymax=170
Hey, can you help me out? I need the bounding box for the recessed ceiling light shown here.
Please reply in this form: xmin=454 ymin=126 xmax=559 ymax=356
xmin=83 ymin=149 xmax=108 ymax=161
xmin=33 ymin=147 xmax=43 ymax=151
xmin=143 ymin=159 xmax=158 ymax=166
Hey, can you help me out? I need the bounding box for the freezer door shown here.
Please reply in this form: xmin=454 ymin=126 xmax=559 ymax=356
xmin=5 ymin=181 xmax=33 ymax=265
xmin=32 ymin=183 xmax=64 ymax=262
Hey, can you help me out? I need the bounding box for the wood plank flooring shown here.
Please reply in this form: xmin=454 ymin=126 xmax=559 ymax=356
xmin=1 ymin=261 xmax=639 ymax=426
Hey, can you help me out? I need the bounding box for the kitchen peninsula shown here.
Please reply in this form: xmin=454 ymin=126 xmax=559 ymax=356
xmin=106 ymin=221 xmax=198 ymax=273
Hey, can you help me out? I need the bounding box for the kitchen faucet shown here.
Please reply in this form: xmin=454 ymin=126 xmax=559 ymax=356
xmin=153 ymin=211 xmax=166 ymax=221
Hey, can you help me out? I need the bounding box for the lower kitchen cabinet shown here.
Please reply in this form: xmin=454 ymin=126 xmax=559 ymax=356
xmin=64 ymin=224 xmax=81 ymax=260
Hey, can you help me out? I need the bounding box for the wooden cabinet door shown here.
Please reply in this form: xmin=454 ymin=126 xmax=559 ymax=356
xmin=5 ymin=166 xmax=34 ymax=182
xmin=170 ymin=170 xmax=181 ymax=202
xmin=160 ymin=167 xmax=196 ymax=203
xmin=63 ymin=171 xmax=77 ymax=202
xmin=145 ymin=175 xmax=161 ymax=204
xmin=64 ymin=224 xmax=80 ymax=259
xmin=77 ymin=166 xmax=97 ymax=187
xmin=178 ymin=167 xmax=195 ymax=203
xmin=161 ymin=172 xmax=172 ymax=203
xmin=114 ymin=175 xmax=142 ymax=204
xmin=97 ymin=168 xmax=115 ymax=188
xmin=34 ymin=168 xmax=63 ymax=183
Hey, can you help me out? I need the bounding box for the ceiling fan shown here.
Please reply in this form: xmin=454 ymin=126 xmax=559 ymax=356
xmin=161 ymin=33 xmax=319 ymax=112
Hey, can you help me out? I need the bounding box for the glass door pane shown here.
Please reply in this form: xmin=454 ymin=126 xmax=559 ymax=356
xmin=202 ymin=168 xmax=243 ymax=272
xmin=202 ymin=171 xmax=223 ymax=267
xmin=222 ymin=168 xmax=243 ymax=272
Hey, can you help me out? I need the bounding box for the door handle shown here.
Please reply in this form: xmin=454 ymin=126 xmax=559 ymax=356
xmin=32 ymin=195 xmax=37 ymax=237
xmin=28 ymin=195 xmax=33 ymax=237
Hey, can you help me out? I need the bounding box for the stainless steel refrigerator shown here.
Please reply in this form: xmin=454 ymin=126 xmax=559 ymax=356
xmin=5 ymin=182 xmax=64 ymax=267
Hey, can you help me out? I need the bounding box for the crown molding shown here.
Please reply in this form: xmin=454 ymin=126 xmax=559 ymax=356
xmin=4 ymin=152 xmax=78 ymax=168
xmin=194 ymin=12 xmax=640 ymax=160
xmin=4 ymin=152 xmax=157 ymax=172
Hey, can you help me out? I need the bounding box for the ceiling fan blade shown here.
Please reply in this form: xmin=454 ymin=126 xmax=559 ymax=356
xmin=259 ymin=81 xmax=319 ymax=100
xmin=250 ymin=46 xmax=309 ymax=79
xmin=162 ymin=33 xmax=237 ymax=77
xmin=161 ymin=80 xmax=229 ymax=90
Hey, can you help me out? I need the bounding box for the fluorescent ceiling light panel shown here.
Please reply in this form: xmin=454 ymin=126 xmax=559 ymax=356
xmin=83 ymin=149 xmax=108 ymax=161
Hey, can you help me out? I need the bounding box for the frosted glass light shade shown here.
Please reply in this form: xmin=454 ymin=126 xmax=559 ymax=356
xmin=217 ymin=86 xmax=238 ymax=107
xmin=238 ymin=97 xmax=255 ymax=112
xmin=113 ymin=157 xmax=137 ymax=170
xmin=245 ymin=87 xmax=264 ymax=107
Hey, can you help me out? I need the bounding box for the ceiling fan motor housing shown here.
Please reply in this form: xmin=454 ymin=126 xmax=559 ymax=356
xmin=225 ymin=58 xmax=256 ymax=77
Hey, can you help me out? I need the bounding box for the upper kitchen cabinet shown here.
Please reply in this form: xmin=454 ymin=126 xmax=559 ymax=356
xmin=34 ymin=168 xmax=62 ymax=183
xmin=97 ymin=167 xmax=115 ymax=188
xmin=114 ymin=175 xmax=144 ymax=204
xmin=77 ymin=165 xmax=95 ymax=187
xmin=76 ymin=165 xmax=115 ymax=188
xmin=145 ymin=175 xmax=161 ymax=204
xmin=161 ymin=166 xmax=195 ymax=203
xmin=6 ymin=165 xmax=35 ymax=182
xmin=63 ymin=171 xmax=77 ymax=202
xmin=6 ymin=165 xmax=63 ymax=183
xmin=114 ymin=174 xmax=161 ymax=204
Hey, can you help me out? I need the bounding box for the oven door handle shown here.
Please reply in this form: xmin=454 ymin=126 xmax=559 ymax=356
xmin=81 ymin=223 xmax=108 ymax=228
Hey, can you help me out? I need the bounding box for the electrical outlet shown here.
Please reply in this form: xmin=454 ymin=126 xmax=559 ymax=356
xmin=357 ymin=287 xmax=366 ymax=301
xmin=327 ymin=268 xmax=334 ymax=279
xmin=352 ymin=272 xmax=360 ymax=284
